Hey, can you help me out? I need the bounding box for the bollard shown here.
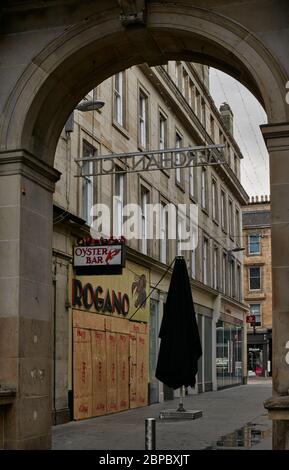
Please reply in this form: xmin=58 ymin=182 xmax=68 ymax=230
xmin=145 ymin=418 xmax=156 ymax=450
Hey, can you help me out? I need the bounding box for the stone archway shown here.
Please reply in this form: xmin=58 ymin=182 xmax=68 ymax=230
xmin=0 ymin=0 xmax=288 ymax=449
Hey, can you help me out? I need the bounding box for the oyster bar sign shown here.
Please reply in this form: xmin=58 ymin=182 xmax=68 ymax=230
xmin=74 ymin=245 xmax=122 ymax=266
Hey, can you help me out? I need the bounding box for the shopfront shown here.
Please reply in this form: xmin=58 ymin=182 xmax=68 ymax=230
xmin=196 ymin=304 xmax=213 ymax=393
xmin=71 ymin=260 xmax=150 ymax=420
xmin=247 ymin=332 xmax=271 ymax=377
xmin=216 ymin=316 xmax=244 ymax=389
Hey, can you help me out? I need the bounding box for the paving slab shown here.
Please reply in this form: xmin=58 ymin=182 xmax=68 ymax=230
xmin=53 ymin=379 xmax=272 ymax=450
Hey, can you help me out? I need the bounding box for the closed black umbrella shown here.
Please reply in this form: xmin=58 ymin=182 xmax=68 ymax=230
xmin=156 ymin=256 xmax=202 ymax=400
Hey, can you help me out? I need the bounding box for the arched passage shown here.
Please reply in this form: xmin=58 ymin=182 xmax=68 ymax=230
xmin=0 ymin=0 xmax=288 ymax=450
xmin=1 ymin=3 xmax=288 ymax=164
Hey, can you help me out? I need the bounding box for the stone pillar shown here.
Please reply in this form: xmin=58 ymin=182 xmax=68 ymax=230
xmin=261 ymin=123 xmax=289 ymax=450
xmin=0 ymin=150 xmax=60 ymax=449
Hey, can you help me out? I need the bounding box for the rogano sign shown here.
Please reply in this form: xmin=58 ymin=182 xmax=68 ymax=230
xmin=72 ymin=278 xmax=130 ymax=316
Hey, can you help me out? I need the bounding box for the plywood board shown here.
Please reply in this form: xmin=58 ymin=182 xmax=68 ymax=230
xmin=73 ymin=309 xmax=105 ymax=331
xmin=116 ymin=333 xmax=129 ymax=411
xmin=130 ymin=322 xmax=147 ymax=335
xmin=106 ymin=332 xmax=118 ymax=413
xmin=105 ymin=316 xmax=130 ymax=334
xmin=129 ymin=333 xmax=137 ymax=409
xmin=91 ymin=330 xmax=107 ymax=416
xmin=136 ymin=333 xmax=148 ymax=408
xmin=73 ymin=327 xmax=92 ymax=420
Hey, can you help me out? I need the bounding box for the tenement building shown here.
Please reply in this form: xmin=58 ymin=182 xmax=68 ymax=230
xmin=52 ymin=62 xmax=249 ymax=424
xmin=243 ymin=196 xmax=272 ymax=377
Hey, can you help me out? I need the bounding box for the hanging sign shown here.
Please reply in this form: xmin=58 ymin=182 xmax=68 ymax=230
xmin=75 ymin=144 xmax=226 ymax=177
xmin=74 ymin=244 xmax=123 ymax=267
xmin=246 ymin=315 xmax=256 ymax=324
xmin=74 ymin=237 xmax=126 ymax=274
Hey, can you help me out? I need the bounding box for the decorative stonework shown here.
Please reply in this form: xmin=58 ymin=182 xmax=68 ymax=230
xmin=118 ymin=0 xmax=146 ymax=27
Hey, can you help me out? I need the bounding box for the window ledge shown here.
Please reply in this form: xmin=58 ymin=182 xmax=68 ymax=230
xmin=189 ymin=195 xmax=198 ymax=204
xmin=112 ymin=121 xmax=130 ymax=140
xmin=176 ymin=181 xmax=185 ymax=193
xmin=201 ymin=207 xmax=209 ymax=216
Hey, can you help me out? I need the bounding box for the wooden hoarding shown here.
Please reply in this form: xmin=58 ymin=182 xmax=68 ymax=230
xmin=136 ymin=333 xmax=148 ymax=408
xmin=116 ymin=333 xmax=129 ymax=411
xmin=106 ymin=332 xmax=118 ymax=413
xmin=129 ymin=332 xmax=137 ymax=409
xmin=91 ymin=329 xmax=107 ymax=416
xmin=73 ymin=309 xmax=148 ymax=419
xmin=73 ymin=327 xmax=93 ymax=420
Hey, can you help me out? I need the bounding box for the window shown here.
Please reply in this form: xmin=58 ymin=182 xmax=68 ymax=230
xmin=114 ymin=169 xmax=124 ymax=237
xmin=196 ymin=89 xmax=201 ymax=119
xmin=249 ymin=266 xmax=261 ymax=291
xmin=221 ymin=190 xmax=226 ymax=230
xmin=234 ymin=154 xmax=238 ymax=175
xmin=177 ymin=211 xmax=185 ymax=256
xmin=189 ymin=165 xmax=195 ymax=199
xmin=113 ymin=72 xmax=125 ymax=126
xmin=201 ymin=98 xmax=206 ymax=126
xmin=183 ymin=70 xmax=189 ymax=101
xmin=235 ymin=209 xmax=240 ymax=242
xmin=237 ymin=264 xmax=242 ymax=301
xmin=82 ymin=141 xmax=95 ymax=225
xmin=159 ymin=112 xmax=167 ymax=167
xmin=189 ymin=82 xmax=195 ymax=110
xmin=228 ymin=199 xmax=234 ymax=237
xmin=160 ymin=202 xmax=168 ymax=264
xmin=201 ymin=167 xmax=207 ymax=210
xmin=139 ymin=90 xmax=148 ymax=149
xmin=213 ymin=246 xmax=218 ymax=290
xmin=175 ymin=132 xmax=182 ymax=185
xmin=203 ymin=237 xmax=209 ymax=285
xmin=249 ymin=234 xmax=261 ymax=255
xmin=222 ymin=252 xmax=227 ymax=294
xmin=249 ymin=304 xmax=262 ymax=326
xmin=210 ymin=115 xmax=215 ymax=140
xmin=191 ymin=249 xmax=196 ymax=279
xmin=140 ymin=186 xmax=149 ymax=255
xmin=230 ymin=259 xmax=236 ymax=298
xmin=176 ymin=61 xmax=182 ymax=91
xmin=219 ymin=130 xmax=224 ymax=145
xmin=159 ymin=113 xmax=167 ymax=150
xmin=212 ymin=178 xmax=218 ymax=221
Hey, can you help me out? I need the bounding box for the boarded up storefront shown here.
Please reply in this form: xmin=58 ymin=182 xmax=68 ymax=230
xmin=72 ymin=261 xmax=150 ymax=420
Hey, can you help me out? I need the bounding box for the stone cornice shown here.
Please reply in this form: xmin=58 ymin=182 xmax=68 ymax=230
xmin=261 ymin=122 xmax=289 ymax=143
xmin=0 ymin=149 xmax=61 ymax=192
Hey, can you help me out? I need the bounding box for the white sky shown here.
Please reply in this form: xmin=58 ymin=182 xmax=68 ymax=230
xmin=209 ymin=68 xmax=270 ymax=197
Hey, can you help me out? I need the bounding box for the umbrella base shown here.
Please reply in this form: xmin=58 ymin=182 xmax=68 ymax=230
xmin=159 ymin=409 xmax=203 ymax=420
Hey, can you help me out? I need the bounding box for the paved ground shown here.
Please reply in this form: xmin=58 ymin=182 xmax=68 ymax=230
xmin=53 ymin=378 xmax=272 ymax=450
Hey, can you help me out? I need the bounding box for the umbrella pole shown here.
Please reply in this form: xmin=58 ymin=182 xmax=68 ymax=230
xmin=177 ymin=386 xmax=186 ymax=412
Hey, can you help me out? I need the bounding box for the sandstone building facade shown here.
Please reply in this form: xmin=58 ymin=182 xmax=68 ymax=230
xmin=243 ymin=196 xmax=272 ymax=377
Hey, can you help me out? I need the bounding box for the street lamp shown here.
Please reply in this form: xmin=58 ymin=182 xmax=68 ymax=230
xmin=65 ymin=99 xmax=105 ymax=133
xmin=75 ymin=100 xmax=105 ymax=112
xmin=228 ymin=246 xmax=245 ymax=262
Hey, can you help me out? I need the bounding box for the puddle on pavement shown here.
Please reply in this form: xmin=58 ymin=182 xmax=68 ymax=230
xmin=206 ymin=421 xmax=271 ymax=450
